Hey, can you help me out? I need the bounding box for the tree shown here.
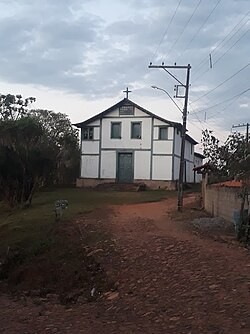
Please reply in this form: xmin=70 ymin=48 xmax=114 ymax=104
xmin=0 ymin=94 xmax=35 ymax=120
xmin=0 ymin=95 xmax=80 ymax=208
xmin=29 ymin=109 xmax=80 ymax=184
xmin=0 ymin=117 xmax=54 ymax=207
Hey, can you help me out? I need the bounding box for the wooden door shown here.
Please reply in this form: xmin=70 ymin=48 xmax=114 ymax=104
xmin=118 ymin=153 xmax=133 ymax=183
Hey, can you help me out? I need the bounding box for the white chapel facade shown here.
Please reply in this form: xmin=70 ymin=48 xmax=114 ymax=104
xmin=75 ymin=97 xmax=200 ymax=190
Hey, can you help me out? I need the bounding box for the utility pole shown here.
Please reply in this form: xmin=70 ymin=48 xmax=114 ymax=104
xmin=178 ymin=64 xmax=191 ymax=212
xmin=232 ymin=123 xmax=249 ymax=143
xmin=148 ymin=63 xmax=191 ymax=212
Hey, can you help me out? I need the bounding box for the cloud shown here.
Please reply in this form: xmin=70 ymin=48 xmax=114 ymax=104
xmin=239 ymin=103 xmax=249 ymax=108
xmin=0 ymin=0 xmax=105 ymax=94
xmin=0 ymin=0 xmax=249 ymax=134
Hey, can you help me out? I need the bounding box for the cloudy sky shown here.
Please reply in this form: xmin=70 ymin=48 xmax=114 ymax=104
xmin=0 ymin=0 xmax=249 ymax=149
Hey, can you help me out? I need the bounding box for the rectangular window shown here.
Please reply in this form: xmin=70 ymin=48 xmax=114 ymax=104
xmin=119 ymin=105 xmax=134 ymax=115
xmin=111 ymin=122 xmax=121 ymax=139
xmin=82 ymin=127 xmax=94 ymax=140
xmin=131 ymin=122 xmax=141 ymax=139
xmin=159 ymin=126 xmax=168 ymax=140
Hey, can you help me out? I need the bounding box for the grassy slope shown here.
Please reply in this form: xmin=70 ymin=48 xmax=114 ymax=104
xmin=0 ymin=188 xmax=171 ymax=292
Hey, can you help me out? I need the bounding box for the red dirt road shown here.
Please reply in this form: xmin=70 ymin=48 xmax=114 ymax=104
xmin=1 ymin=195 xmax=250 ymax=333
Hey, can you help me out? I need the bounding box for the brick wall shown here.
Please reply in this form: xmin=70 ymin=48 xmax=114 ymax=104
xmin=204 ymin=184 xmax=242 ymax=223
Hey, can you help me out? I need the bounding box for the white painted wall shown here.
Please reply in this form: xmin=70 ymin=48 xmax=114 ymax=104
xmin=173 ymin=157 xmax=194 ymax=183
xmin=101 ymin=151 xmax=116 ymax=178
xmin=152 ymin=155 xmax=172 ymax=180
xmin=81 ymin=155 xmax=99 ymax=178
xmin=134 ymin=107 xmax=148 ymax=117
xmin=153 ymin=141 xmax=173 ymax=154
xmin=194 ymin=156 xmax=203 ymax=167
xmin=194 ymin=155 xmax=203 ymax=182
xmin=153 ymin=127 xmax=158 ymax=140
xmin=82 ymin=141 xmax=99 ymax=154
xmin=94 ymin=127 xmax=100 ymax=140
xmin=79 ymin=107 xmax=198 ymax=183
xmin=194 ymin=171 xmax=202 ymax=183
xmin=174 ymin=129 xmax=182 ymax=156
xmin=101 ymin=117 xmax=152 ymax=149
xmin=153 ymin=126 xmax=174 ymax=140
xmin=134 ymin=151 xmax=151 ymax=179
xmin=174 ymin=156 xmax=180 ymax=180
xmin=174 ymin=129 xmax=194 ymax=161
xmin=185 ymin=161 xmax=194 ymax=183
xmin=168 ymin=127 xmax=174 ymax=140
xmin=106 ymin=108 xmax=119 ymax=117
xmin=154 ymin=119 xmax=171 ymax=127
xmin=184 ymin=140 xmax=194 ymax=162
xmin=88 ymin=120 xmax=100 ymax=126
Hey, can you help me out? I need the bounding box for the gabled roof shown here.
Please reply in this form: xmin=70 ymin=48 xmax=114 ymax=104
xmin=74 ymin=98 xmax=198 ymax=145
xmin=194 ymin=152 xmax=205 ymax=159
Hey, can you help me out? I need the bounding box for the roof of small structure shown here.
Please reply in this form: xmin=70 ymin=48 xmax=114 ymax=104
xmin=194 ymin=152 xmax=205 ymax=159
xmin=193 ymin=162 xmax=214 ymax=173
xmin=74 ymin=98 xmax=198 ymax=145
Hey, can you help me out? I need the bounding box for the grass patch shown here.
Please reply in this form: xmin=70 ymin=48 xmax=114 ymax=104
xmin=0 ymin=188 xmax=170 ymax=253
xmin=0 ymin=187 xmax=171 ymax=296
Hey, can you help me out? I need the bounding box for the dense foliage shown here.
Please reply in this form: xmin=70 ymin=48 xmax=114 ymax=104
xmin=202 ymin=129 xmax=250 ymax=183
xmin=0 ymin=94 xmax=79 ymax=207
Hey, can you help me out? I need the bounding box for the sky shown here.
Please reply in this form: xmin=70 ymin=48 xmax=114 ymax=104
xmin=0 ymin=0 xmax=249 ymax=151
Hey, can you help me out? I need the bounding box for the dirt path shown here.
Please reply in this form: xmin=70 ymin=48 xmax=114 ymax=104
xmin=1 ymin=195 xmax=250 ymax=333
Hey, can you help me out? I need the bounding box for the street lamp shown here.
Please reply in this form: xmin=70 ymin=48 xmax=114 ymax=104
xmin=151 ymin=85 xmax=183 ymax=114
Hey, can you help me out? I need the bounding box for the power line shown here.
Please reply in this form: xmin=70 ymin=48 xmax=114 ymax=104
xmin=167 ymin=0 xmax=202 ymax=57
xmin=188 ymin=102 xmax=229 ymax=143
xmin=192 ymin=110 xmax=205 ymax=130
xmin=188 ymin=102 xmax=204 ymax=126
xmin=188 ymin=102 xmax=229 ymax=142
xmin=192 ymin=11 xmax=250 ymax=77
xmin=188 ymin=111 xmax=229 ymax=143
xmin=181 ymin=0 xmax=221 ymax=55
xmin=206 ymin=89 xmax=249 ymax=121
xmin=190 ymin=87 xmax=250 ymax=115
xmin=213 ymin=27 xmax=250 ymax=66
xmin=193 ymin=11 xmax=250 ymax=75
xmin=152 ymin=0 xmax=183 ymax=61
xmin=190 ymin=62 xmax=250 ymax=104
xmin=192 ymin=26 xmax=250 ymax=83
xmin=188 ymin=117 xmax=228 ymax=143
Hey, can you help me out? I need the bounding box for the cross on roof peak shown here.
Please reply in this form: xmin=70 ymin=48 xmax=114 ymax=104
xmin=123 ymin=87 xmax=131 ymax=99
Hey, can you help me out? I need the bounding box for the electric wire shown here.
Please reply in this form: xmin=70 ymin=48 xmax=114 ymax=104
xmin=192 ymin=29 xmax=250 ymax=83
xmin=188 ymin=105 xmax=228 ymax=142
xmin=190 ymin=62 xmax=250 ymax=104
xmin=213 ymin=28 xmax=250 ymax=66
xmin=181 ymin=0 xmax=221 ymax=55
xmin=192 ymin=11 xmax=250 ymax=77
xmin=205 ymin=89 xmax=249 ymax=121
xmin=190 ymin=87 xmax=250 ymax=115
xmin=167 ymin=0 xmax=202 ymax=57
xmin=152 ymin=0 xmax=183 ymax=62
